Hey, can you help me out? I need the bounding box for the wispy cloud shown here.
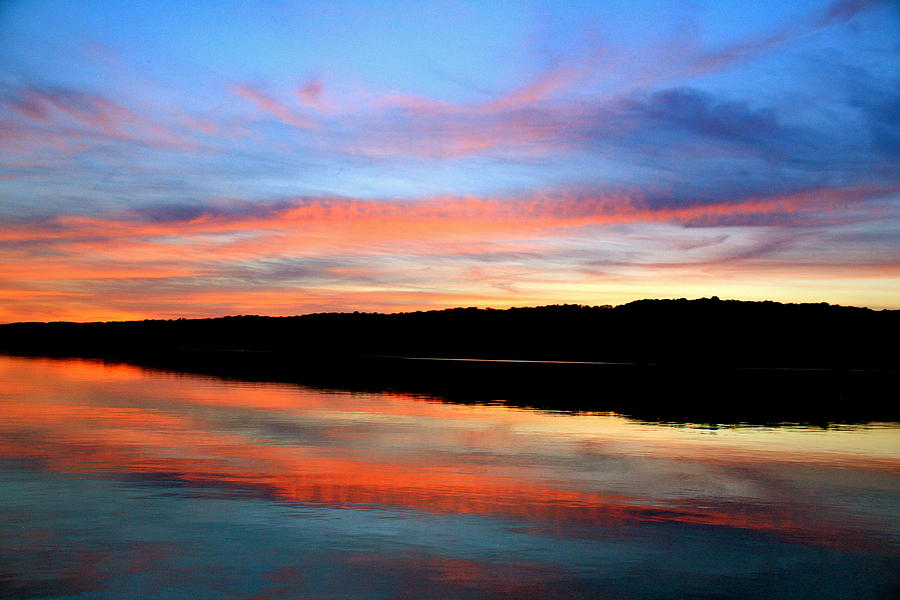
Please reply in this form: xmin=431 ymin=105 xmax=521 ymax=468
xmin=0 ymin=85 xmax=192 ymax=151
xmin=234 ymin=83 xmax=317 ymax=128
xmin=4 ymin=185 xmax=888 ymax=249
xmin=684 ymin=0 xmax=886 ymax=76
xmin=296 ymin=77 xmax=326 ymax=110
xmin=1 ymin=183 xmax=893 ymax=321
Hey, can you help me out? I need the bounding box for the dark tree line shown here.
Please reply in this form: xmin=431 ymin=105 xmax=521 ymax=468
xmin=1 ymin=297 xmax=896 ymax=369
xmin=2 ymin=297 xmax=896 ymax=423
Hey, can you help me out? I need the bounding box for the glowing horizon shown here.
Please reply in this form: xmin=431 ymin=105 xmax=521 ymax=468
xmin=1 ymin=1 xmax=898 ymax=322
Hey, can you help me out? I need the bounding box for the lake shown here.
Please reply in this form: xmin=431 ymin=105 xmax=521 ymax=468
xmin=1 ymin=355 xmax=897 ymax=599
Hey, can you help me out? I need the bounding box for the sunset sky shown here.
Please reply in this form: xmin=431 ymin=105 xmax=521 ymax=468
xmin=1 ymin=0 xmax=898 ymax=322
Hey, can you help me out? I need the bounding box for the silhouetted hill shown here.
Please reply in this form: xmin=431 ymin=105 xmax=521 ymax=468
xmin=3 ymin=298 xmax=897 ymax=423
xmin=1 ymin=297 xmax=896 ymax=370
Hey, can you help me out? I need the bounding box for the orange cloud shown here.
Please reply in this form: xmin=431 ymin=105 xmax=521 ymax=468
xmin=0 ymin=186 xmax=880 ymax=252
xmin=0 ymin=185 xmax=895 ymax=322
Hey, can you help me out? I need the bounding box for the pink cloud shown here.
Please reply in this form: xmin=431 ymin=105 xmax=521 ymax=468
xmin=2 ymin=185 xmax=889 ymax=256
xmin=296 ymin=77 xmax=325 ymax=110
xmin=234 ymin=84 xmax=317 ymax=128
xmin=1 ymin=86 xmax=195 ymax=152
xmin=2 ymin=192 xmax=896 ymax=321
xmin=481 ymin=64 xmax=590 ymax=114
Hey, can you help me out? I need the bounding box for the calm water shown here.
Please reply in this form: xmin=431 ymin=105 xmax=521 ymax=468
xmin=1 ymin=356 xmax=898 ymax=599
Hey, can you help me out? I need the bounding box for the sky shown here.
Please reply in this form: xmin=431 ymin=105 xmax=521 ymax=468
xmin=0 ymin=0 xmax=898 ymax=322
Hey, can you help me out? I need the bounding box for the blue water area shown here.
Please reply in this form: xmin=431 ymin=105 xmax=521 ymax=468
xmin=0 ymin=355 xmax=898 ymax=599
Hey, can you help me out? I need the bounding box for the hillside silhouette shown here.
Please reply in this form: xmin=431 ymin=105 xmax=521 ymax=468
xmin=1 ymin=297 xmax=896 ymax=369
xmin=2 ymin=298 xmax=897 ymax=424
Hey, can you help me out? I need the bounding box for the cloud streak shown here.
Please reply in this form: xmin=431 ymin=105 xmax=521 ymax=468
xmin=0 ymin=85 xmax=193 ymax=151
xmin=3 ymin=185 xmax=887 ymax=248
xmin=1 ymin=183 xmax=896 ymax=321
xmin=234 ymin=84 xmax=317 ymax=128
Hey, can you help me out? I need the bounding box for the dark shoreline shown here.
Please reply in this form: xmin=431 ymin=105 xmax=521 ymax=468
xmin=5 ymin=348 xmax=897 ymax=427
xmin=3 ymin=298 xmax=896 ymax=425
xmin=2 ymin=299 xmax=898 ymax=370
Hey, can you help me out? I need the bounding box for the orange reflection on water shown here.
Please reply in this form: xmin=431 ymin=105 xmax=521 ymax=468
xmin=1 ymin=356 xmax=897 ymax=555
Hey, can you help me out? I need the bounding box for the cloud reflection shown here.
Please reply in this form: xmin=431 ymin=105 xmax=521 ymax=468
xmin=1 ymin=356 xmax=896 ymax=556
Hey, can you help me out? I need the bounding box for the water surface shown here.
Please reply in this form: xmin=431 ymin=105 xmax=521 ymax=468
xmin=1 ymin=355 xmax=898 ymax=599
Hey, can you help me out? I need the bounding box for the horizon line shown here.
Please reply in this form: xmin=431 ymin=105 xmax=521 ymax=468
xmin=3 ymin=295 xmax=892 ymax=326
